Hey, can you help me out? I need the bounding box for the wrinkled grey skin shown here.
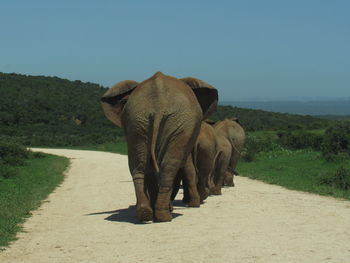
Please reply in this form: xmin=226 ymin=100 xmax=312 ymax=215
xmin=101 ymin=72 xmax=217 ymax=222
xmin=213 ymin=118 xmax=245 ymax=189
xmin=173 ymin=118 xmax=245 ymax=203
xmin=208 ymin=124 xmax=232 ymax=195
xmin=172 ymin=121 xmax=217 ymax=204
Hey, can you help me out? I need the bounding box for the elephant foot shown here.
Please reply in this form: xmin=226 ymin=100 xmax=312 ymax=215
xmin=154 ymin=209 xmax=172 ymax=222
xmin=188 ymin=199 xmax=200 ymax=207
xmin=224 ymin=173 xmax=234 ymax=187
xmin=136 ymin=204 xmax=153 ymax=222
xmin=199 ymin=192 xmax=208 ymax=204
xmin=208 ymin=188 xmax=215 ymax=195
xmin=224 ymin=180 xmax=235 ymax=187
xmin=211 ymin=188 xmax=222 ymax=195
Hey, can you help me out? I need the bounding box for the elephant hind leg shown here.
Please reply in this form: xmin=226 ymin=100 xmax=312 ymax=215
xmin=175 ymin=166 xmax=198 ymax=205
xmin=181 ymin=176 xmax=190 ymax=203
xmin=155 ymin=140 xmax=193 ymax=222
xmin=128 ymin=139 xmax=154 ymax=222
xmin=182 ymin=155 xmax=200 ymax=207
xmin=214 ymin=160 xmax=230 ymax=194
xmin=196 ymin=154 xmax=214 ymax=203
xmin=212 ymin=153 xmax=230 ymax=195
xmin=170 ymin=171 xmax=182 ymax=202
xmin=132 ymin=173 xmax=153 ymax=222
xmin=223 ymin=171 xmax=235 ymax=187
xmin=145 ymin=166 xmax=158 ymax=210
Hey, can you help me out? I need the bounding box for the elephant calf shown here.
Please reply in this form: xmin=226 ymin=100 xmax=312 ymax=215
xmin=178 ymin=118 xmax=245 ymax=202
xmin=212 ymin=118 xmax=245 ymax=190
xmin=101 ymin=72 xmax=218 ymax=222
xmin=172 ymin=121 xmax=218 ymax=205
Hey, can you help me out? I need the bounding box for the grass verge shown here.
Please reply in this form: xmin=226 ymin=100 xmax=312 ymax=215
xmin=33 ymin=141 xmax=128 ymax=155
xmin=237 ymin=149 xmax=350 ymax=200
xmin=0 ymin=154 xmax=69 ymax=249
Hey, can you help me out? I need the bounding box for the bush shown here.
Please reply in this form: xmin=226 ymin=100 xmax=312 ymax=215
xmin=29 ymin=151 xmax=46 ymax=159
xmin=0 ymin=139 xmax=30 ymax=166
xmin=321 ymin=122 xmax=350 ymax=161
xmin=241 ymin=138 xmax=258 ymax=162
xmin=0 ymin=138 xmax=45 ymax=180
xmin=319 ymin=166 xmax=350 ymax=190
xmin=242 ymin=135 xmax=279 ymax=162
xmin=277 ymin=130 xmax=324 ymax=150
xmin=0 ymin=165 xmax=17 ymax=179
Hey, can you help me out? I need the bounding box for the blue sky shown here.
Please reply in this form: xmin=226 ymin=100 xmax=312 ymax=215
xmin=1 ymin=0 xmax=349 ymax=100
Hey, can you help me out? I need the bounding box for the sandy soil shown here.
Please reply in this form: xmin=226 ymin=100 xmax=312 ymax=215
xmin=1 ymin=149 xmax=350 ymax=263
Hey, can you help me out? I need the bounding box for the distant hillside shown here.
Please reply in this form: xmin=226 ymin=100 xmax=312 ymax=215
xmin=316 ymin=115 xmax=350 ymax=121
xmin=0 ymin=72 xmax=332 ymax=146
xmin=222 ymin=100 xmax=350 ymax=116
xmin=211 ymin=105 xmax=330 ymax=131
xmin=0 ymin=72 xmax=121 ymax=146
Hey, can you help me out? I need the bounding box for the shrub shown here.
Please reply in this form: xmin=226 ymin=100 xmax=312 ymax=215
xmin=319 ymin=167 xmax=350 ymax=190
xmin=277 ymin=130 xmax=324 ymax=150
xmin=29 ymin=151 xmax=46 ymax=159
xmin=321 ymin=122 xmax=350 ymax=161
xmin=0 ymin=139 xmax=30 ymax=166
xmin=0 ymin=165 xmax=17 ymax=179
xmin=241 ymin=137 xmax=259 ymax=162
xmin=242 ymin=135 xmax=279 ymax=162
xmin=0 ymin=138 xmax=43 ymax=180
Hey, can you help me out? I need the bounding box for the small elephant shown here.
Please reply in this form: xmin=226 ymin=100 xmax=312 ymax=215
xmin=213 ymin=118 xmax=245 ymax=188
xmin=208 ymin=124 xmax=232 ymax=195
xmin=173 ymin=118 xmax=232 ymax=201
xmin=172 ymin=121 xmax=218 ymax=205
xmin=101 ymin=72 xmax=218 ymax=222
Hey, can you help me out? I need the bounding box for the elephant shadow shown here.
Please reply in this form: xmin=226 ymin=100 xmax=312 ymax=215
xmin=171 ymin=200 xmax=189 ymax=209
xmin=87 ymin=205 xmax=183 ymax=224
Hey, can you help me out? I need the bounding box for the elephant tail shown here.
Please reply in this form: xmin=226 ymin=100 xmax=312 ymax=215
xmin=150 ymin=113 xmax=161 ymax=174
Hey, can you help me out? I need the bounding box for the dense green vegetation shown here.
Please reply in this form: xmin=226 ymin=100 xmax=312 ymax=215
xmin=237 ymin=122 xmax=350 ymax=200
xmin=237 ymin=149 xmax=350 ymax=200
xmin=0 ymin=139 xmax=69 ymax=248
xmin=242 ymin=122 xmax=350 ymax=162
xmin=0 ymin=72 xmax=122 ymax=147
xmin=1 ymin=72 xmax=349 ymax=235
xmin=1 ymin=72 xmax=332 ymax=147
xmin=212 ymin=105 xmax=330 ymax=131
xmin=222 ymin=100 xmax=350 ymax=116
xmin=42 ymin=141 xmax=129 ymax=155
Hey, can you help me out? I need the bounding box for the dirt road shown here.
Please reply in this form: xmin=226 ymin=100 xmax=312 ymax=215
xmin=1 ymin=149 xmax=349 ymax=263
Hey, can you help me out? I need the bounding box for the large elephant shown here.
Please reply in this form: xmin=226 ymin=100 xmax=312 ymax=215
xmin=101 ymin=72 xmax=218 ymax=222
xmin=213 ymin=118 xmax=245 ymax=188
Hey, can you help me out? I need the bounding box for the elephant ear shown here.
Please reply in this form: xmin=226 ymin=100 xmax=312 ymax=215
xmin=230 ymin=117 xmax=241 ymax=125
xmin=204 ymin=119 xmax=217 ymax=126
xmin=101 ymin=80 xmax=138 ymax=127
xmin=181 ymin=77 xmax=218 ymax=119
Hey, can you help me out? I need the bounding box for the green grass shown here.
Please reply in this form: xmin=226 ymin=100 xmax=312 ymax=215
xmin=33 ymin=141 xmax=128 ymax=155
xmin=237 ymin=149 xmax=350 ymax=200
xmin=0 ymin=154 xmax=69 ymax=248
xmin=247 ymin=129 xmax=325 ymax=138
xmin=248 ymin=130 xmax=278 ymax=137
xmin=76 ymin=141 xmax=128 ymax=155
